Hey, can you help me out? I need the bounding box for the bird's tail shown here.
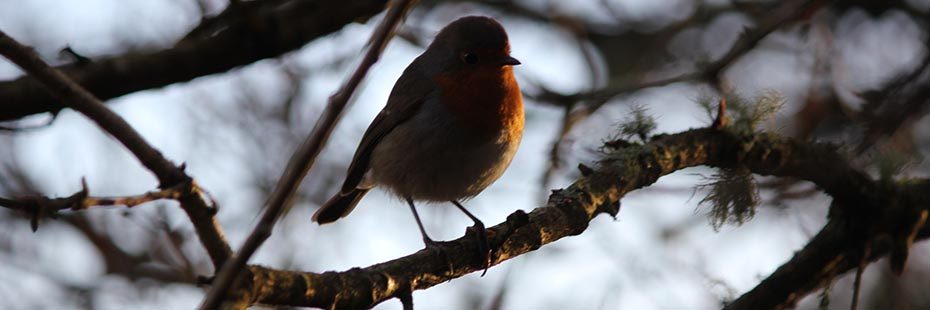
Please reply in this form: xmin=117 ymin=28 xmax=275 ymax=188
xmin=312 ymin=188 xmax=370 ymax=224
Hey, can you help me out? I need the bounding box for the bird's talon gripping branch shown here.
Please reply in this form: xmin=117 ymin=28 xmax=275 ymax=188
xmin=449 ymin=200 xmax=494 ymax=275
xmin=422 ymin=238 xmax=454 ymax=273
xmin=466 ymin=222 xmax=493 ymax=276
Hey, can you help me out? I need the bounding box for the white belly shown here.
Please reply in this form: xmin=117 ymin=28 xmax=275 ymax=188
xmin=366 ymin=98 xmax=522 ymax=202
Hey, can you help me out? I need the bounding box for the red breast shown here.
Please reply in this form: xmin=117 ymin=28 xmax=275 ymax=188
xmin=435 ymin=64 xmax=523 ymax=140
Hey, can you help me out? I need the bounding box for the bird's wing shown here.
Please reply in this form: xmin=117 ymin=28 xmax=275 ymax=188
xmin=339 ymin=62 xmax=433 ymax=194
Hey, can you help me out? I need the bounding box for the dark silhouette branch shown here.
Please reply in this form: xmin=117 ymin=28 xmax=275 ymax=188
xmin=0 ymin=166 xmax=203 ymax=287
xmin=68 ymin=213 xmax=202 ymax=285
xmin=0 ymin=29 xmax=232 ymax=266
xmin=0 ymin=179 xmax=192 ymax=231
xmin=726 ymin=204 xmax=930 ymax=309
xmin=196 ymin=127 xmax=928 ymax=309
xmin=198 ymin=0 xmax=418 ymax=308
xmin=529 ymin=0 xmax=823 ymax=107
xmin=0 ymin=31 xmax=185 ymax=184
xmin=0 ymin=0 xmax=389 ymax=122
xmin=857 ymin=47 xmax=930 ymax=152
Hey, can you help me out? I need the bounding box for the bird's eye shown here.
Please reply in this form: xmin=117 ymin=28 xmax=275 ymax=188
xmin=461 ymin=52 xmax=478 ymax=64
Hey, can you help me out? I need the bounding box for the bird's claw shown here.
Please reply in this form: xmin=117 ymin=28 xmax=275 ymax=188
xmin=423 ymin=238 xmax=454 ymax=273
xmin=467 ymin=223 xmax=492 ymax=276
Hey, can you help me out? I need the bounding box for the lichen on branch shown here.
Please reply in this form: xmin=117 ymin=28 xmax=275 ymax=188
xmin=698 ymin=166 xmax=761 ymax=230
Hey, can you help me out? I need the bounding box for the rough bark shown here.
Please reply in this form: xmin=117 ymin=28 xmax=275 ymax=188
xmin=221 ymin=129 xmax=930 ymax=309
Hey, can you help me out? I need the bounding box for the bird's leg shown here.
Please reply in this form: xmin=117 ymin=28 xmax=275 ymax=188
xmin=406 ymin=197 xmax=453 ymax=271
xmin=451 ymin=200 xmax=491 ymax=276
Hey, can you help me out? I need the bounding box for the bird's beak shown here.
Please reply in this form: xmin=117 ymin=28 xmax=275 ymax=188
xmin=499 ymin=56 xmax=521 ymax=66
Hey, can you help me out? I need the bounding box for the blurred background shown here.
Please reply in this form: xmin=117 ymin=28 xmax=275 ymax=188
xmin=1 ymin=0 xmax=929 ymax=309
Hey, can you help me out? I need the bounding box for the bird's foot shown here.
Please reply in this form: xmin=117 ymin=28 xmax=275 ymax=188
xmin=422 ymin=238 xmax=454 ymax=273
xmin=466 ymin=222 xmax=492 ymax=276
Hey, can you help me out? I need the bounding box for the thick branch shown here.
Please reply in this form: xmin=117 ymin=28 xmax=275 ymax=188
xmin=0 ymin=0 xmax=388 ymax=122
xmin=226 ymin=128 xmax=928 ymax=308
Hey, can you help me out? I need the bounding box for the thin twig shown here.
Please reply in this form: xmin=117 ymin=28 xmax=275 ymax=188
xmin=536 ymin=24 xmax=604 ymax=203
xmin=0 ymin=29 xmax=232 ymax=265
xmin=537 ymin=104 xmax=573 ymax=203
xmin=81 ymin=184 xmax=189 ymax=209
xmin=198 ymin=1 xmax=418 ymax=308
xmin=577 ymin=0 xmax=819 ymax=106
xmin=0 ymin=179 xmax=192 ymax=231
xmin=857 ymin=48 xmax=930 ymax=152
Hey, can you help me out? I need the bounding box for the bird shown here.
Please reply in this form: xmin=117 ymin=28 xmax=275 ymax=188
xmin=312 ymin=15 xmax=523 ymax=271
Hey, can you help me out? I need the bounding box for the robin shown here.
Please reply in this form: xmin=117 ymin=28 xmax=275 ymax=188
xmin=312 ymin=16 xmax=523 ymax=271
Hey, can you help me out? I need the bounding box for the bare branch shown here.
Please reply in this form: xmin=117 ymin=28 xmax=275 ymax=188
xmin=0 ymin=29 xmax=231 ymax=266
xmin=0 ymin=31 xmax=183 ymax=184
xmin=0 ymin=179 xmax=192 ymax=231
xmin=725 ymin=200 xmax=930 ymax=309
xmin=533 ymin=0 xmax=822 ymax=108
xmin=857 ymin=47 xmax=930 ymax=152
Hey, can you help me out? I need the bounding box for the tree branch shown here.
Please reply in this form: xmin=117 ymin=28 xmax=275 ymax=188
xmin=726 ymin=205 xmax=930 ymax=309
xmin=0 ymin=29 xmax=231 ymax=266
xmin=0 ymin=179 xmax=192 ymax=231
xmin=0 ymin=0 xmax=389 ymax=122
xmin=202 ymin=127 xmax=929 ymax=309
xmin=530 ymin=0 xmax=823 ymax=107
